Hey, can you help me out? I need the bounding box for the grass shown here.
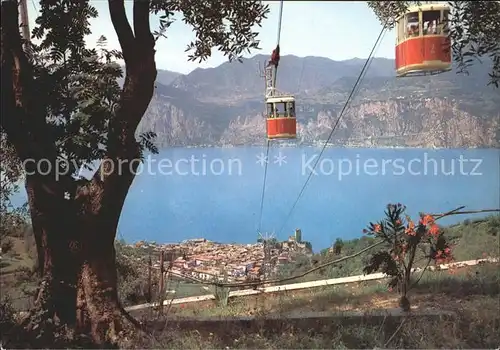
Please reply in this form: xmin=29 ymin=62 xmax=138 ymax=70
xmin=136 ymin=302 xmax=499 ymax=349
xmin=0 ymin=237 xmax=34 ymax=274
xmin=128 ymin=263 xmax=499 ymax=349
xmin=149 ymin=263 xmax=499 ymax=318
xmin=166 ymin=280 xmax=212 ymax=298
xmin=0 ymin=234 xmax=37 ymax=312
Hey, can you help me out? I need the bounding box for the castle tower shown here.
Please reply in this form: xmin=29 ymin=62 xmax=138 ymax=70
xmin=295 ymin=229 xmax=302 ymax=243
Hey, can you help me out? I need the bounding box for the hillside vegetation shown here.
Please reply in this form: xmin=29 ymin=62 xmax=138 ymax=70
xmin=1 ymin=215 xmax=498 ymax=348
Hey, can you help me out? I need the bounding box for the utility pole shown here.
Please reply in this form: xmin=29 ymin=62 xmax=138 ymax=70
xmin=147 ymin=255 xmax=152 ymax=303
xmin=19 ymin=0 xmax=31 ymax=44
xmin=158 ymin=250 xmax=165 ymax=315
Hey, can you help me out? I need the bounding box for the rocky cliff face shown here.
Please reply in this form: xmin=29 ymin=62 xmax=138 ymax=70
xmin=213 ymin=98 xmax=499 ymax=148
xmin=140 ymin=95 xmax=216 ymax=146
xmin=136 ymin=56 xmax=500 ymax=148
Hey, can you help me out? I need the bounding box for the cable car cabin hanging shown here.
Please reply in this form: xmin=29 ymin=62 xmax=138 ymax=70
xmin=261 ymin=0 xmax=297 ymax=140
xmin=395 ymin=3 xmax=452 ymax=77
xmin=266 ymin=95 xmax=296 ymax=139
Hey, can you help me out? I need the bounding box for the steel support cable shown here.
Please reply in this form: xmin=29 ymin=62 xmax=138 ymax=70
xmin=277 ymin=24 xmax=388 ymax=236
xmin=257 ymin=0 xmax=285 ymax=234
xmin=276 ymin=0 xmax=284 ymax=47
xmin=272 ymin=0 xmax=284 ymax=90
xmin=257 ymin=140 xmax=271 ymax=233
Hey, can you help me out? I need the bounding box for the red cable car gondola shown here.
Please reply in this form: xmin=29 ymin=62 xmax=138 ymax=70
xmin=266 ymin=95 xmax=296 ymax=139
xmin=395 ymin=3 xmax=452 ymax=77
xmin=263 ymin=46 xmax=297 ymax=140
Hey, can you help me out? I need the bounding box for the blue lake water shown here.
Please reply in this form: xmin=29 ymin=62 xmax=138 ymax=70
xmin=11 ymin=147 xmax=500 ymax=251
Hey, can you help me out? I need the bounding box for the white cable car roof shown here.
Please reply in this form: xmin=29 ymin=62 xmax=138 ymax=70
xmin=396 ymin=3 xmax=451 ymax=21
xmin=266 ymin=94 xmax=295 ymax=103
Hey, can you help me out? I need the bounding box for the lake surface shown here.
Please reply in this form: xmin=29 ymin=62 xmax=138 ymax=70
xmin=11 ymin=147 xmax=500 ymax=251
xmin=118 ymin=147 xmax=499 ymax=251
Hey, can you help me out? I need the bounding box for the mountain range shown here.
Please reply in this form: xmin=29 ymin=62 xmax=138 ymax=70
xmin=136 ymin=54 xmax=500 ymax=148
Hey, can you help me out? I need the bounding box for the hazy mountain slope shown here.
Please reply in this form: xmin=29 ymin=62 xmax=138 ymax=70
xmin=169 ymin=55 xmax=396 ymax=103
xmin=136 ymin=55 xmax=499 ymax=148
xmin=156 ymin=70 xmax=182 ymax=86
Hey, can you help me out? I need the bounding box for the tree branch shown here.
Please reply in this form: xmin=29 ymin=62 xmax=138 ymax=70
xmin=108 ymin=0 xmax=135 ymax=63
xmin=133 ymin=0 xmax=152 ymax=41
xmin=431 ymin=209 xmax=500 ymax=217
xmin=409 ymin=256 xmax=431 ymax=290
xmin=1 ymin=0 xmax=32 ymax=160
xmin=90 ymin=0 xmax=157 ymax=215
xmin=0 ymin=0 xmax=55 ymax=163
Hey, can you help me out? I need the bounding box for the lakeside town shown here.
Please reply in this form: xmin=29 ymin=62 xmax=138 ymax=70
xmin=128 ymin=229 xmax=312 ymax=282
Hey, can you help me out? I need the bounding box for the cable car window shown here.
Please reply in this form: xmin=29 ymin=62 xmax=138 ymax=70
xmin=266 ymin=103 xmax=274 ymax=118
xmin=287 ymin=101 xmax=295 ymax=118
xmin=423 ymin=10 xmax=440 ymax=35
xmin=398 ymin=16 xmax=405 ymax=42
xmin=405 ymin=12 xmax=419 ymax=37
xmin=275 ymin=102 xmax=286 ymax=118
xmin=441 ymin=10 xmax=450 ymax=34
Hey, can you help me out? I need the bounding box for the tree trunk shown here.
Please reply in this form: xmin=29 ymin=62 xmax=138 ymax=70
xmin=25 ymin=176 xmax=80 ymax=326
xmin=77 ymin=239 xmax=123 ymax=345
xmin=2 ymin=1 xmax=156 ymax=345
xmin=26 ymin=177 xmax=127 ymax=346
xmin=399 ymin=273 xmax=411 ymax=312
xmin=30 ymin=221 xmax=126 ymax=347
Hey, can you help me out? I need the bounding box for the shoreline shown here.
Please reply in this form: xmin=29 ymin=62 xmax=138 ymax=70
xmin=117 ymin=215 xmax=498 ymax=284
xmin=118 ymin=214 xmax=499 ymax=255
xmin=155 ymin=144 xmax=494 ymax=150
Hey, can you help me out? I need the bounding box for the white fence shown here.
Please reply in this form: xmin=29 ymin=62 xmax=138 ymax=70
xmin=125 ymin=257 xmax=498 ymax=312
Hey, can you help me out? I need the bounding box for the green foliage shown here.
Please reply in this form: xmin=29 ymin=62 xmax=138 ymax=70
xmin=28 ymin=28 xmax=130 ymax=176
xmin=333 ymin=238 xmax=344 ymax=255
xmin=276 ymin=254 xmax=310 ymax=283
xmin=150 ymin=0 xmax=270 ymax=63
xmin=366 ymin=1 xmax=413 ymax=28
xmin=0 ymin=207 xmax=30 ymax=241
xmin=449 ymin=1 xmax=500 ymax=88
xmin=442 ymin=214 xmax=500 ymax=260
xmin=115 ymin=241 xmax=157 ymax=306
xmin=0 ymin=134 xmax=23 ymax=207
xmin=367 ymin=1 xmax=500 ymax=87
xmin=138 ymin=131 xmax=159 ymax=159
xmin=0 ymin=134 xmax=28 ymax=238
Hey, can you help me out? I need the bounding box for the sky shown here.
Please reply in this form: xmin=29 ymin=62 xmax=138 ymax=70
xmin=25 ymin=1 xmax=395 ymax=74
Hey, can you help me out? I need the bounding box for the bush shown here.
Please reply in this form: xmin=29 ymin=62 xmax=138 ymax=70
xmin=362 ymin=203 xmax=453 ymax=311
xmin=115 ymin=242 xmax=158 ymax=306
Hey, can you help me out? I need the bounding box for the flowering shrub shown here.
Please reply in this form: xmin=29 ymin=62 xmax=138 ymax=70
xmin=362 ymin=203 xmax=453 ymax=311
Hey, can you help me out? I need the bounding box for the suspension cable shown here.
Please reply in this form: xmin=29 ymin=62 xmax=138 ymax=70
xmin=257 ymin=0 xmax=285 ymax=234
xmin=258 ymin=140 xmax=271 ymax=233
xmin=277 ymin=24 xmax=388 ymax=236
xmin=272 ymin=0 xmax=284 ymax=92
xmin=276 ymin=0 xmax=284 ymax=47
